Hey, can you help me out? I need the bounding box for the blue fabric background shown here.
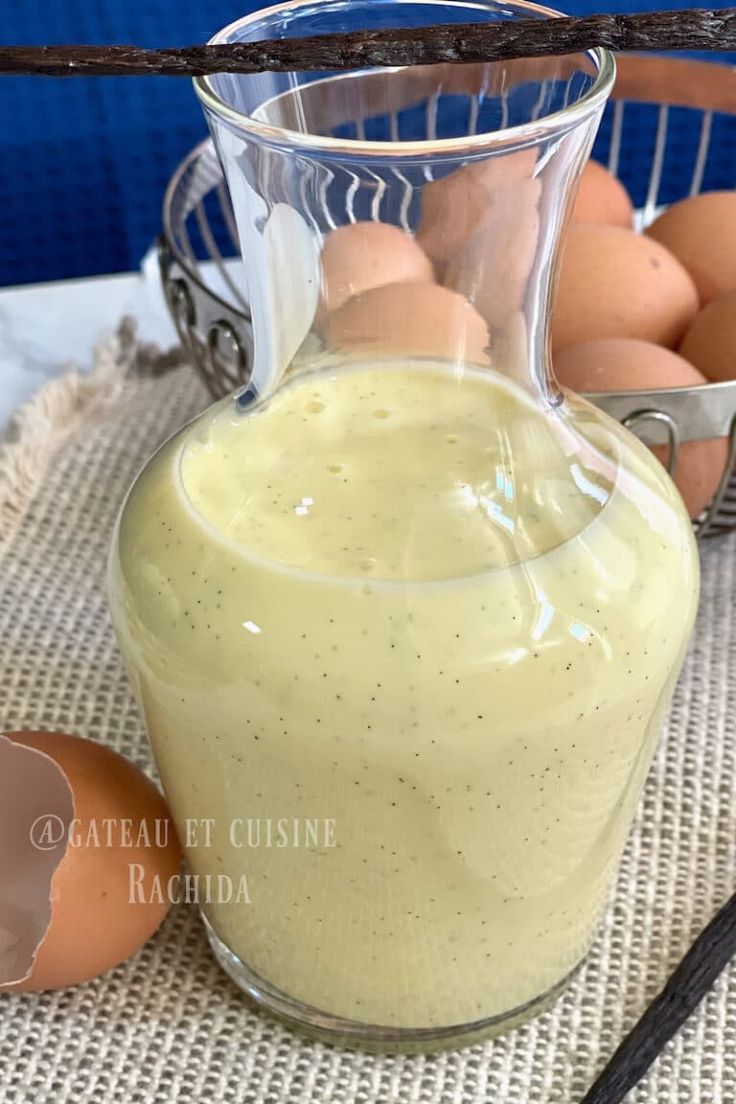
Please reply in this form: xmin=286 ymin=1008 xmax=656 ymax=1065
xmin=1 ymin=0 xmax=734 ymax=285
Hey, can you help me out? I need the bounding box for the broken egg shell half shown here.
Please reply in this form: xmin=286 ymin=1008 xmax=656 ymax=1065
xmin=0 ymin=733 xmax=74 ymax=988
xmin=1 ymin=730 xmax=182 ymax=993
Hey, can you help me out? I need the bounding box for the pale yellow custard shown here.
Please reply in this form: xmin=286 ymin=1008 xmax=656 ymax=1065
xmin=109 ymin=361 xmax=698 ymax=1030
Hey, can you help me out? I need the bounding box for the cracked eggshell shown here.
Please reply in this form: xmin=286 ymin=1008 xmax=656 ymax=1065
xmin=2 ymin=731 xmax=182 ymax=992
xmin=0 ymin=734 xmax=74 ymax=988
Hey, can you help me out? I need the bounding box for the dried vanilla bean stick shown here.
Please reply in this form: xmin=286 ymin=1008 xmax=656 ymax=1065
xmin=580 ymin=890 xmax=736 ymax=1104
xmin=0 ymin=8 xmax=735 ymax=77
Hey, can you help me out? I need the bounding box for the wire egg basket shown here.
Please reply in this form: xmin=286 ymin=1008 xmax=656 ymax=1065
xmin=159 ymin=54 xmax=736 ymax=537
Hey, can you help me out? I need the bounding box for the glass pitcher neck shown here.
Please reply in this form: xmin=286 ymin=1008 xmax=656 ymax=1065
xmin=199 ymin=1 xmax=613 ymax=405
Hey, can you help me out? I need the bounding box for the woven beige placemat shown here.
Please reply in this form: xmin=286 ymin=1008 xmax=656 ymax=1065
xmin=1 ymin=323 xmax=734 ymax=1104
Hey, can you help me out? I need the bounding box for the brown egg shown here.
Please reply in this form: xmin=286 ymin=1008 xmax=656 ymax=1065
xmin=679 ymin=291 xmax=736 ymax=382
xmin=555 ymin=338 xmax=729 ymax=518
xmin=3 ymin=731 xmax=181 ymax=992
xmin=552 ymin=223 xmax=699 ymax=353
xmin=324 ymin=281 xmax=490 ymax=365
xmin=416 ymin=148 xmax=538 ymax=274
xmin=444 ymin=178 xmax=541 ymax=328
xmin=571 ymin=159 xmax=634 ymax=228
xmin=316 ymin=221 xmax=434 ymax=326
xmin=646 ymin=192 xmax=736 ymax=304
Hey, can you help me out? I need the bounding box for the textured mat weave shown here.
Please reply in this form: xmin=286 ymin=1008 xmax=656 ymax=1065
xmin=0 ymin=327 xmax=734 ymax=1103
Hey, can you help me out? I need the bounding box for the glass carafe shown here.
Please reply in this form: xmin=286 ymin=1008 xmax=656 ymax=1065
xmin=109 ymin=0 xmax=699 ymax=1051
